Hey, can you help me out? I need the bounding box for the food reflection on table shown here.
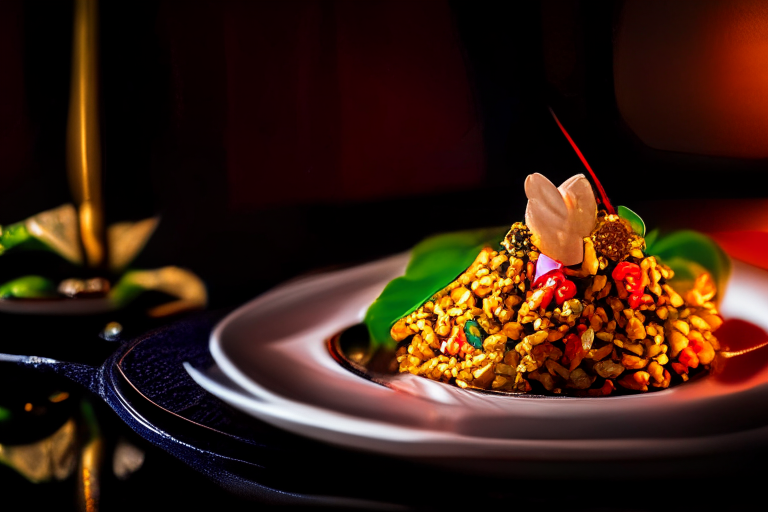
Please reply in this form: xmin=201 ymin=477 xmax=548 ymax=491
xmin=0 ymin=2 xmax=206 ymax=510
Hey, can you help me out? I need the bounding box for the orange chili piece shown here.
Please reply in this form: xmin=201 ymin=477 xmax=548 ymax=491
xmin=678 ymin=346 xmax=700 ymax=369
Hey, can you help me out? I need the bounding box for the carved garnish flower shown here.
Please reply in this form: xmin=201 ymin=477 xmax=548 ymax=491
xmin=524 ymin=173 xmax=597 ymax=266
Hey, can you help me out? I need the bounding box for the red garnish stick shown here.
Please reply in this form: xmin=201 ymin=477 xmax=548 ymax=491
xmin=548 ymin=107 xmax=615 ymax=214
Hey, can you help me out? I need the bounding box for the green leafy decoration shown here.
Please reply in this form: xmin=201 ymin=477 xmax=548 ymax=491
xmin=617 ymin=205 xmax=645 ymax=237
xmin=646 ymin=229 xmax=731 ymax=297
xmin=0 ymin=275 xmax=57 ymax=299
xmin=364 ymin=226 xmax=508 ymax=349
xmin=108 ymin=266 xmax=208 ymax=316
xmin=644 ymin=228 xmax=659 ymax=250
xmin=108 ymin=272 xmax=149 ymax=308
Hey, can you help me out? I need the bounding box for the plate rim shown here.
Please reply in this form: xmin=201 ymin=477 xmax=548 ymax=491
xmin=197 ymin=253 xmax=768 ymax=461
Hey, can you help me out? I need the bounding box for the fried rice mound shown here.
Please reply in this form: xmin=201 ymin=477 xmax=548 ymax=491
xmin=390 ymin=217 xmax=722 ymax=396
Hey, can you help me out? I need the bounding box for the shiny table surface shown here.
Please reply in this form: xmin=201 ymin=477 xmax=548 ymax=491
xmin=1 ymin=197 xmax=767 ymax=511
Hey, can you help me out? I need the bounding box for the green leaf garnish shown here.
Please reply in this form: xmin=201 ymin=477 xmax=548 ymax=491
xmin=617 ymin=205 xmax=645 ymax=237
xmin=109 ymin=266 xmax=207 ymax=316
xmin=364 ymin=226 xmax=508 ymax=349
xmin=0 ymin=275 xmax=57 ymax=299
xmin=644 ymin=227 xmax=659 ymax=250
xmin=646 ymin=229 xmax=731 ymax=299
xmin=464 ymin=320 xmax=484 ymax=349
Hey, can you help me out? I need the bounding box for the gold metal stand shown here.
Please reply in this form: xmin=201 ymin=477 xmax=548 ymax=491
xmin=67 ymin=0 xmax=105 ymax=269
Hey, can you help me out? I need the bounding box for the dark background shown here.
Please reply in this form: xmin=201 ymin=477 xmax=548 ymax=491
xmin=1 ymin=1 xmax=767 ymax=510
xmin=3 ymin=0 xmax=765 ymax=311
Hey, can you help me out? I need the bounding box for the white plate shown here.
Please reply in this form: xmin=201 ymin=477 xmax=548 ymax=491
xmin=185 ymin=254 xmax=768 ymax=476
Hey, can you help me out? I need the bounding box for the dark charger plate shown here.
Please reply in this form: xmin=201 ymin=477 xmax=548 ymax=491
xmin=0 ymin=310 xmax=448 ymax=510
xmin=4 ymin=308 xmax=767 ymax=511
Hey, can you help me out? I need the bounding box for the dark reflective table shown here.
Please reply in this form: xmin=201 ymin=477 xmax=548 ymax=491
xmin=2 ymin=285 xmax=768 ymax=511
xmin=1 ymin=197 xmax=767 ymax=511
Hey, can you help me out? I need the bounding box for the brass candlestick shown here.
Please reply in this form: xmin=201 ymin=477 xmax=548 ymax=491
xmin=67 ymin=0 xmax=105 ymax=269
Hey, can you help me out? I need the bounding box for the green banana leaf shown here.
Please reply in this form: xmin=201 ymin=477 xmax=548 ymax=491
xmin=364 ymin=226 xmax=507 ymax=349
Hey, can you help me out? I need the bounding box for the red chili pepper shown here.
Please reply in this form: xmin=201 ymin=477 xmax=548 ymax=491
xmin=555 ymin=280 xmax=577 ymax=305
xmin=563 ymin=333 xmax=582 ymax=365
xmin=456 ymin=328 xmax=467 ymax=349
xmin=539 ymin=287 xmax=555 ymax=310
xmin=688 ymin=337 xmax=705 ymax=354
xmin=536 ymin=269 xmax=565 ymax=289
xmin=446 ymin=329 xmax=468 ymax=355
xmin=612 ymin=262 xmax=640 ymax=282
xmin=533 ymin=269 xmax=576 ymax=310
xmin=612 ymin=262 xmax=649 ymax=309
